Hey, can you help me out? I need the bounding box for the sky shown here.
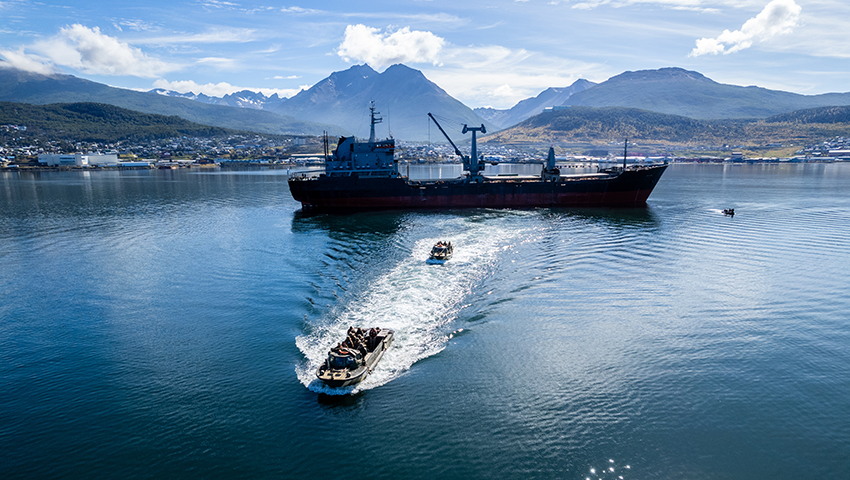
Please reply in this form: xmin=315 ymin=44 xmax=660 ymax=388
xmin=0 ymin=0 xmax=848 ymax=109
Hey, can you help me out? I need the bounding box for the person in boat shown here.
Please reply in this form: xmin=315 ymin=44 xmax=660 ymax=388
xmin=367 ymin=328 xmax=378 ymax=350
xmin=345 ymin=327 xmax=367 ymax=356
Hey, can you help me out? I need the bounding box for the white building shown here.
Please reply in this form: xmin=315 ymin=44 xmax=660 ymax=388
xmin=38 ymin=154 xmax=79 ymax=166
xmin=38 ymin=153 xmax=119 ymax=167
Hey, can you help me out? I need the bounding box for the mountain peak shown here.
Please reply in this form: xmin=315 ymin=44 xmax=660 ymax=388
xmin=383 ymin=63 xmax=419 ymax=74
xmin=271 ymin=63 xmax=493 ymax=141
xmin=329 ymin=64 xmax=378 ymax=81
xmin=608 ymin=67 xmax=712 ymax=84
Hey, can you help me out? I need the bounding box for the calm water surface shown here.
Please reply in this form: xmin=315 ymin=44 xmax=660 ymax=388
xmin=1 ymin=164 xmax=849 ymax=479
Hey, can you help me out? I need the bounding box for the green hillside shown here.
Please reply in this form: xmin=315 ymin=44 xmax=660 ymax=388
xmin=0 ymin=102 xmax=241 ymax=142
xmin=0 ymin=68 xmax=344 ymax=136
xmin=765 ymin=105 xmax=850 ymax=124
xmin=482 ymin=106 xmax=850 ymax=146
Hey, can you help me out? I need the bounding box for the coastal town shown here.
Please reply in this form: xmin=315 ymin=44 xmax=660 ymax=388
xmin=2 ymin=127 xmax=849 ymax=170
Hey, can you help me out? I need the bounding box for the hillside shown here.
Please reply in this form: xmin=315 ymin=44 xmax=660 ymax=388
xmin=475 ymin=79 xmax=596 ymax=129
xmin=765 ymin=105 xmax=850 ymax=124
xmin=482 ymin=105 xmax=850 ymax=146
xmin=0 ymin=67 xmax=342 ymax=136
xmin=0 ymin=102 xmax=241 ymax=142
xmin=272 ymin=64 xmax=495 ymax=142
xmin=565 ymin=68 xmax=850 ymax=120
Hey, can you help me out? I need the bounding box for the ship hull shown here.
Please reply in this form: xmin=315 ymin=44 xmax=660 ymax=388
xmin=289 ymin=165 xmax=667 ymax=210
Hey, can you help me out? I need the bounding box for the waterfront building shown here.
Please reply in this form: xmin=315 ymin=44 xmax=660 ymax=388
xmin=38 ymin=153 xmax=119 ymax=167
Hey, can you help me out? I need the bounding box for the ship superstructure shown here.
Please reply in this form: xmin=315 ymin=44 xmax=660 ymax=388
xmin=323 ymin=101 xmax=398 ymax=178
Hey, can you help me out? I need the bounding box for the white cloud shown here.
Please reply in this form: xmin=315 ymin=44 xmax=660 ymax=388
xmin=114 ymin=19 xmax=160 ymax=32
xmin=569 ymin=0 xmax=723 ymax=11
xmin=559 ymin=0 xmax=787 ymax=12
xmin=690 ymin=0 xmax=802 ymax=56
xmin=199 ymin=0 xmax=239 ymax=9
xmin=141 ymin=27 xmax=257 ymax=45
xmin=0 ymin=48 xmax=58 ymax=75
xmin=152 ymin=78 xmax=303 ymax=98
xmin=281 ymin=6 xmax=322 ymax=14
xmin=23 ymin=24 xmax=179 ymax=77
xmin=492 ymin=84 xmax=515 ymax=97
xmin=336 ymin=24 xmax=445 ymax=70
xmin=197 ymin=56 xmax=238 ymax=69
xmin=1 ymin=24 xmax=177 ymax=77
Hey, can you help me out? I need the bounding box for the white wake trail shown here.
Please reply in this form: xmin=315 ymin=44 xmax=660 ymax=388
xmin=295 ymin=213 xmax=532 ymax=394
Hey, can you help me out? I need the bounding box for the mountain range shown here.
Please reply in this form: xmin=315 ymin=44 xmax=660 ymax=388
xmin=0 ymin=68 xmax=340 ymax=137
xmin=563 ymin=68 xmax=850 ymax=119
xmin=4 ymin=64 xmax=850 ymax=144
xmin=149 ymin=88 xmax=286 ymax=111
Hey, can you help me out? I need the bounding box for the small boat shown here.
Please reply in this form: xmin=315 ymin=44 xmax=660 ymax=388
xmin=316 ymin=327 xmax=394 ymax=388
xmin=427 ymin=241 xmax=453 ymax=264
xmin=723 ymin=208 xmax=735 ymax=216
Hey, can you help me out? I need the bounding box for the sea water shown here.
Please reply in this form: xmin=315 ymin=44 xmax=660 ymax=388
xmin=1 ymin=163 xmax=849 ymax=478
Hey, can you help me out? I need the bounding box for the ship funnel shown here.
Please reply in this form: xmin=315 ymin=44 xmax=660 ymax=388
xmin=547 ymin=147 xmax=556 ymax=171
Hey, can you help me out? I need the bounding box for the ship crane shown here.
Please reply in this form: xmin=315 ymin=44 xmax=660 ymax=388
xmin=427 ymin=113 xmax=486 ymax=181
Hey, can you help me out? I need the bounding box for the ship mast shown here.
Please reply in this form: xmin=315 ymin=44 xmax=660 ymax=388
xmin=369 ymin=100 xmax=382 ymax=143
xmin=623 ymin=138 xmax=628 ymax=170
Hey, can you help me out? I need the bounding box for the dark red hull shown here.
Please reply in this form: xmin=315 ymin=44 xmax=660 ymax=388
xmin=289 ymin=165 xmax=667 ymax=210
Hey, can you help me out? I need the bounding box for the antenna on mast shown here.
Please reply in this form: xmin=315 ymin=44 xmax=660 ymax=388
xmin=369 ymin=100 xmax=382 ymax=143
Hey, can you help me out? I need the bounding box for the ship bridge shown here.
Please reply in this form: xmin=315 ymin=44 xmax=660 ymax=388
xmin=325 ymin=102 xmax=398 ymax=178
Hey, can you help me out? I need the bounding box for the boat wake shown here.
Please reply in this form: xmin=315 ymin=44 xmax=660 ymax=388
xmin=295 ymin=212 xmax=532 ymax=394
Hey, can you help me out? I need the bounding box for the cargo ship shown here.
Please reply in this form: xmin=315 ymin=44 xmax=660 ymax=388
xmin=288 ymin=104 xmax=667 ymax=210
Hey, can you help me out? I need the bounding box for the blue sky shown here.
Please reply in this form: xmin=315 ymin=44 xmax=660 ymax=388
xmin=1 ymin=0 xmax=847 ymax=109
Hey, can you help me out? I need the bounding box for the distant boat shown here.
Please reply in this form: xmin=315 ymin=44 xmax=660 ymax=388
xmin=427 ymin=241 xmax=453 ymax=264
xmin=723 ymin=208 xmax=735 ymax=216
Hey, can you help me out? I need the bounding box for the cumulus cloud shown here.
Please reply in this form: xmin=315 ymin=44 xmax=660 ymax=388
xmin=152 ymin=78 xmax=304 ymax=98
xmin=690 ymin=0 xmax=802 ymax=56
xmin=18 ymin=24 xmax=179 ymax=77
xmin=0 ymin=48 xmax=58 ymax=75
xmin=336 ymin=24 xmax=444 ymax=70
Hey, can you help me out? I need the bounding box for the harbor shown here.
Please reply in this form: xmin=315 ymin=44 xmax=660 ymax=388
xmin=2 ymin=163 xmax=850 ymax=478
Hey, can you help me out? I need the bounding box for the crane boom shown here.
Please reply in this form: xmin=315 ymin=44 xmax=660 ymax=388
xmin=427 ymin=113 xmax=463 ymax=158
